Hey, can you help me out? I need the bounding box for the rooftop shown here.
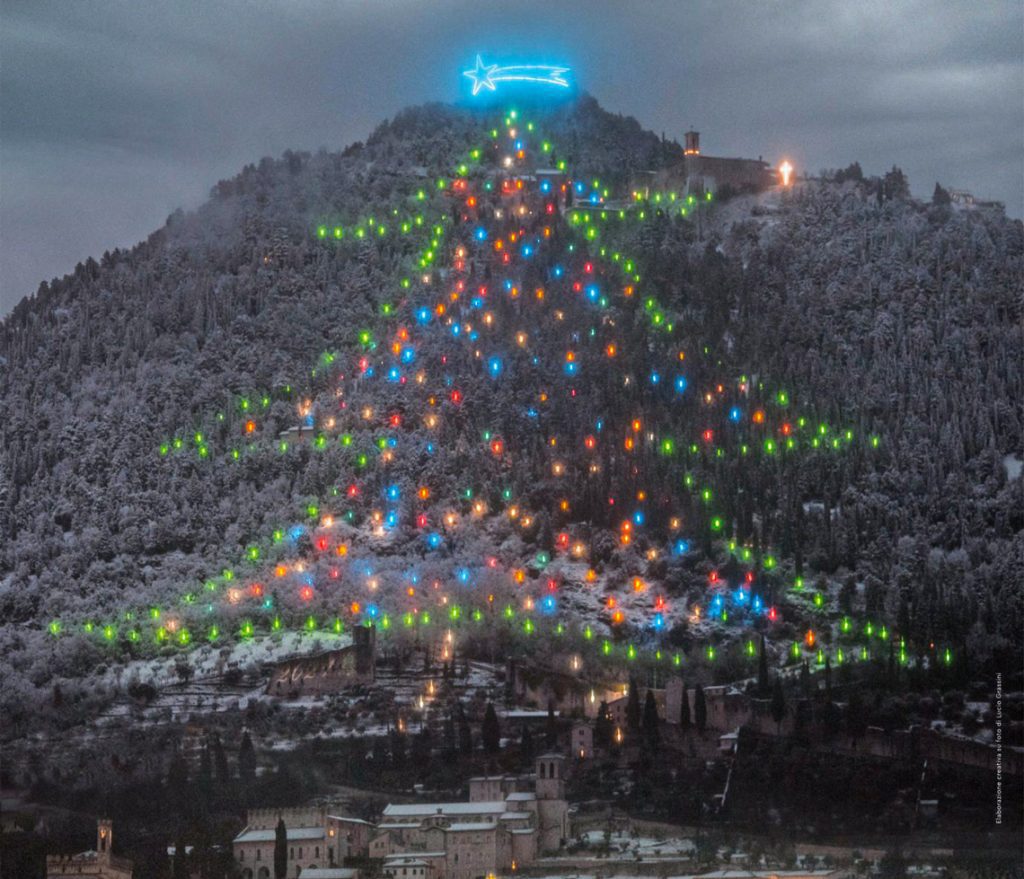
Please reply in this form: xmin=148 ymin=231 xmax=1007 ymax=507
xmin=234 ymin=826 xmax=325 ymax=844
xmin=327 ymin=815 xmax=375 ymax=825
xmin=382 ymin=801 xmax=506 ymax=818
xmin=384 ymin=853 xmax=447 ymax=863
xmin=301 ymin=870 xmax=359 ymax=879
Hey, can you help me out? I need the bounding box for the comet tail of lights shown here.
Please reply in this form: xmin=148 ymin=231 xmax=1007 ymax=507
xmin=463 ymin=55 xmax=572 ymax=96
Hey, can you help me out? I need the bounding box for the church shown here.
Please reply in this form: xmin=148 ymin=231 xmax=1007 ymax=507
xmin=372 ymin=754 xmax=569 ymax=879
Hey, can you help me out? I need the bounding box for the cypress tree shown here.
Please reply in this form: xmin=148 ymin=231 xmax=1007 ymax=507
xmin=457 ymin=703 xmax=473 ymax=755
xmin=642 ymin=689 xmax=660 ymax=747
xmin=238 ymin=731 xmax=257 ymax=784
xmin=694 ymin=685 xmax=707 ymax=735
xmin=482 ymin=702 xmax=501 ymax=754
xmin=545 ymin=699 xmax=558 ymax=749
xmin=757 ymin=635 xmax=769 ymax=697
xmin=520 ymin=724 xmax=535 ymax=762
xmin=771 ymin=676 xmax=786 ymax=734
xmin=679 ymin=684 xmax=691 ymax=731
xmin=274 ymin=818 xmax=288 ymax=879
xmin=625 ymin=676 xmax=642 ymax=732
xmin=198 ymin=744 xmax=212 ymax=802
xmin=211 ymin=733 xmax=230 ymax=785
xmin=594 ymin=700 xmax=612 ymax=748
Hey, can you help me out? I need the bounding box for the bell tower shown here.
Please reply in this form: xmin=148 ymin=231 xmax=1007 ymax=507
xmin=684 ymin=130 xmax=700 ymax=156
xmin=535 ymin=753 xmax=565 ymax=800
xmin=97 ymin=819 xmax=113 ymax=862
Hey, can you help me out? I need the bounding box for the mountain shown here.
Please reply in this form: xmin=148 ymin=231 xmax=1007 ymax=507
xmin=0 ymin=95 xmax=1021 ymax=736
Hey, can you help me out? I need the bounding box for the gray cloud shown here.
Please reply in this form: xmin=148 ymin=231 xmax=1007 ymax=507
xmin=2 ymin=0 xmax=1021 ymax=315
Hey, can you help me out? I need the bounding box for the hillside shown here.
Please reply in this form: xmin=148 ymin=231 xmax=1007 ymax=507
xmin=1 ymin=95 xmax=1021 ymax=738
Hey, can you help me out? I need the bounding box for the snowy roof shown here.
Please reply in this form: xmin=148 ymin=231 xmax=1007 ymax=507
xmin=505 ymin=792 xmax=536 ymax=802
xmin=696 ymin=864 xmax=839 ymax=872
xmin=327 ymin=815 xmax=374 ymax=825
xmin=446 ymin=822 xmax=497 ymax=832
xmin=500 ymin=811 xmax=532 ymax=821
xmin=385 ymin=852 xmax=446 ymax=863
xmin=234 ymin=826 xmax=324 ymax=843
xmin=301 ymin=870 xmax=359 ymax=879
xmin=378 ymin=822 xmax=421 ymax=830
xmin=382 ymin=801 xmax=505 ymax=818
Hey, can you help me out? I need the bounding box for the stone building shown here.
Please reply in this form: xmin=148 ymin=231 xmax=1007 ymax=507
xmin=571 ymin=722 xmax=594 ymax=759
xmin=232 ymin=806 xmax=372 ymax=878
xmin=267 ymin=625 xmax=376 ymax=697
xmin=679 ymin=130 xmax=776 ymax=194
xmin=371 ymin=754 xmax=569 ymax=878
xmin=46 ymin=819 xmax=133 ymax=879
xmin=631 ymin=130 xmax=777 ymax=200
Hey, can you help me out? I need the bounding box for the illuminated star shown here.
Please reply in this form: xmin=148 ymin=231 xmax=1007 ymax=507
xmin=463 ymin=56 xmax=571 ymax=95
xmin=464 ymin=54 xmax=499 ymax=95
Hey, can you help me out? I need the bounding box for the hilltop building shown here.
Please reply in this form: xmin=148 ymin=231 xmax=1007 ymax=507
xmin=630 ymin=130 xmax=779 ymax=202
xmin=267 ymin=626 xmax=376 ymax=697
xmin=46 ymin=819 xmax=133 ymax=879
xmin=371 ymin=754 xmax=569 ymax=879
xmin=679 ymin=130 xmax=776 ymax=194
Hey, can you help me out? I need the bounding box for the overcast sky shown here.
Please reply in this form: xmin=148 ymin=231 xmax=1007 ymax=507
xmin=2 ymin=0 xmax=1021 ymax=316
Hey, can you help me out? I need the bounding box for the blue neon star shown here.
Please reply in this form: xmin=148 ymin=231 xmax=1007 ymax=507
xmin=463 ymin=55 xmax=499 ymax=95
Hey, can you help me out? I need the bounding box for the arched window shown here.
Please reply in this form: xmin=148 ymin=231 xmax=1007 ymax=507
xmin=539 ymin=763 xmax=546 ymax=779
